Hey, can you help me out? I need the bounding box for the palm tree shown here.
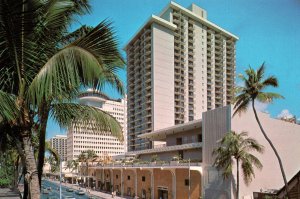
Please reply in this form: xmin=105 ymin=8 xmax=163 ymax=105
xmin=79 ymin=150 xmax=97 ymax=187
xmin=66 ymin=160 xmax=74 ymax=172
xmin=233 ymin=63 xmax=289 ymax=197
xmin=65 ymin=160 xmax=74 ymax=184
xmin=213 ymin=131 xmax=264 ymax=199
xmin=0 ymin=0 xmax=124 ymax=198
xmin=71 ymin=159 xmax=79 ymax=185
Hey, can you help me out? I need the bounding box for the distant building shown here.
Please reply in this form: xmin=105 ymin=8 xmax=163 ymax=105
xmin=125 ymin=1 xmax=238 ymax=151
xmin=67 ymin=90 xmax=127 ymax=161
xmin=50 ymin=135 xmax=67 ymax=161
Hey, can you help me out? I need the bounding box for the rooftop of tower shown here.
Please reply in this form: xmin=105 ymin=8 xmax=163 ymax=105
xmin=79 ymin=89 xmax=123 ymax=102
xmin=124 ymin=1 xmax=239 ymax=49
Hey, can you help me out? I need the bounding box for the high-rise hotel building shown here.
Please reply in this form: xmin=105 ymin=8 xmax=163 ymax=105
xmin=125 ymin=2 xmax=238 ymax=151
xmin=50 ymin=135 xmax=67 ymax=161
xmin=67 ymin=90 xmax=127 ymax=160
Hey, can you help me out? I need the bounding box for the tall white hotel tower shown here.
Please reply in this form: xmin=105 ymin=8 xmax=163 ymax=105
xmin=125 ymin=2 xmax=238 ymax=151
xmin=67 ymin=90 xmax=127 ymax=160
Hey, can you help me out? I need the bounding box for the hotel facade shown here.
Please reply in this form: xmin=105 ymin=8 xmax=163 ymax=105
xmin=125 ymin=1 xmax=238 ymax=152
xmin=67 ymin=90 xmax=127 ymax=161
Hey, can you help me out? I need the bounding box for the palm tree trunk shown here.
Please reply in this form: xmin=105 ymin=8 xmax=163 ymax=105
xmin=37 ymin=102 xmax=50 ymax=186
xmin=14 ymin=156 xmax=20 ymax=188
xmin=252 ymin=100 xmax=289 ymax=198
xmin=86 ymin=160 xmax=89 ymax=187
xmin=236 ymin=158 xmax=239 ymax=199
xmin=22 ymin=132 xmax=40 ymax=199
xmin=23 ymin=175 xmax=28 ymax=199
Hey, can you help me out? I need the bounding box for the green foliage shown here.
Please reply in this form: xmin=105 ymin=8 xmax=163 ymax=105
xmin=0 ymin=1 xmax=125 ymax=196
xmin=172 ymin=154 xmax=182 ymax=161
xmin=213 ymin=131 xmax=264 ymax=184
xmin=234 ymin=64 xmax=289 ymax=198
xmin=0 ymin=151 xmax=16 ymax=188
xmin=233 ymin=63 xmax=284 ymax=116
xmin=150 ymin=155 xmax=159 ymax=162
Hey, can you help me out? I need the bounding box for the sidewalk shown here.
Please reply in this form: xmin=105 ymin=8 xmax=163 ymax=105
xmin=0 ymin=188 xmax=20 ymax=199
xmin=48 ymin=179 xmax=131 ymax=199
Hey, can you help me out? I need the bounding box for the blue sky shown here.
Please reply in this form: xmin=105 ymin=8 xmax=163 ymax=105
xmin=46 ymin=0 xmax=300 ymax=139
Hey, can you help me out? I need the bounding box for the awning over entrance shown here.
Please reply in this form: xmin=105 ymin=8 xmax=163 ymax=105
xmin=64 ymin=173 xmax=78 ymax=178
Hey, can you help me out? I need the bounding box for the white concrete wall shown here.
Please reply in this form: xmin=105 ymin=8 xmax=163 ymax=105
xmin=232 ymin=107 xmax=300 ymax=198
xmin=160 ymin=7 xmax=173 ymax=21
xmin=202 ymin=106 xmax=232 ymax=199
xmin=194 ymin=21 xmax=208 ymax=119
xmin=151 ymin=23 xmax=175 ymax=131
xmin=202 ymin=105 xmax=300 ymax=199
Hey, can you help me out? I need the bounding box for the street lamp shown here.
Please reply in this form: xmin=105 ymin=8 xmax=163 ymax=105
xmin=188 ymin=158 xmax=191 ymax=199
xmin=59 ymin=155 xmax=62 ymax=199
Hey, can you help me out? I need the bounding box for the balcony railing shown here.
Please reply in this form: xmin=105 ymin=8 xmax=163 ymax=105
xmin=127 ymin=142 xmax=202 ymax=155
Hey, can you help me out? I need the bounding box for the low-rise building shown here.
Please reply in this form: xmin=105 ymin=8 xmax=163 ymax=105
xmin=82 ymin=121 xmax=202 ymax=199
xmin=82 ymin=105 xmax=300 ymax=199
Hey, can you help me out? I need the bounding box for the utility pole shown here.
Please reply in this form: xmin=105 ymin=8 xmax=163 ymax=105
xmin=60 ymin=156 xmax=62 ymax=199
xmin=188 ymin=158 xmax=191 ymax=199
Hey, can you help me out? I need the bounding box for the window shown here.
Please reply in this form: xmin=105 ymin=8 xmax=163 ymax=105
xmin=176 ymin=137 xmax=182 ymax=145
xmin=198 ymin=134 xmax=202 ymax=142
xmin=116 ymin=175 xmax=118 ymax=179
xmin=142 ymin=176 xmax=145 ymax=182
xmin=185 ymin=179 xmax=190 ymax=186
xmin=127 ymin=175 xmax=130 ymax=180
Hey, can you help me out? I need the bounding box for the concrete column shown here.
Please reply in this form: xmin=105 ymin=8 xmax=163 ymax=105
xmin=169 ymin=169 xmax=176 ymax=199
xmin=110 ymin=169 xmax=114 ymax=191
xmin=121 ymin=169 xmax=124 ymax=197
xmin=102 ymin=168 xmax=104 ymax=183
xmin=150 ymin=169 xmax=154 ymax=199
xmin=134 ymin=169 xmax=137 ymax=197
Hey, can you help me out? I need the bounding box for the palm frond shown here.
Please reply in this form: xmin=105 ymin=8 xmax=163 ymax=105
xmin=261 ymin=76 xmax=278 ymax=88
xmin=233 ymin=96 xmax=251 ymax=117
xmin=256 ymin=63 xmax=265 ymax=81
xmin=45 ymin=141 xmax=59 ymax=162
xmin=60 ymin=25 xmax=93 ymax=46
xmin=212 ymin=131 xmax=263 ymax=184
xmin=0 ymin=90 xmax=18 ymax=121
xmin=27 ymin=20 xmax=125 ymax=107
xmin=256 ymin=92 xmax=284 ymax=103
xmin=50 ymin=102 xmax=123 ymax=141
xmin=233 ymin=63 xmax=283 ymax=117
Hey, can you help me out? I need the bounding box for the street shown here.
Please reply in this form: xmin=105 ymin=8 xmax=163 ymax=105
xmin=41 ymin=180 xmax=102 ymax=199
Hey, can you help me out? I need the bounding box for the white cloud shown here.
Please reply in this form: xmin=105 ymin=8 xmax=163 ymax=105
xmin=277 ymin=109 xmax=294 ymax=119
xmin=254 ymin=100 xmax=269 ymax=113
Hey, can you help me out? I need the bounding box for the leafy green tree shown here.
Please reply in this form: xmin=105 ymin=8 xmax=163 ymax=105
xmin=48 ymin=155 xmax=59 ymax=173
xmin=66 ymin=160 xmax=74 ymax=171
xmin=79 ymin=150 xmax=98 ymax=176
xmin=0 ymin=151 xmax=16 ymax=188
xmin=213 ymin=131 xmax=264 ymax=199
xmin=72 ymin=159 xmax=79 ymax=173
xmin=233 ymin=64 xmax=289 ymax=198
xmin=0 ymin=0 xmax=124 ymax=197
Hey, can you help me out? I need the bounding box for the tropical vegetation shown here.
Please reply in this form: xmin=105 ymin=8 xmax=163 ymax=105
xmin=213 ymin=131 xmax=264 ymax=199
xmin=0 ymin=0 xmax=124 ymax=198
xmin=233 ymin=63 xmax=289 ymax=197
